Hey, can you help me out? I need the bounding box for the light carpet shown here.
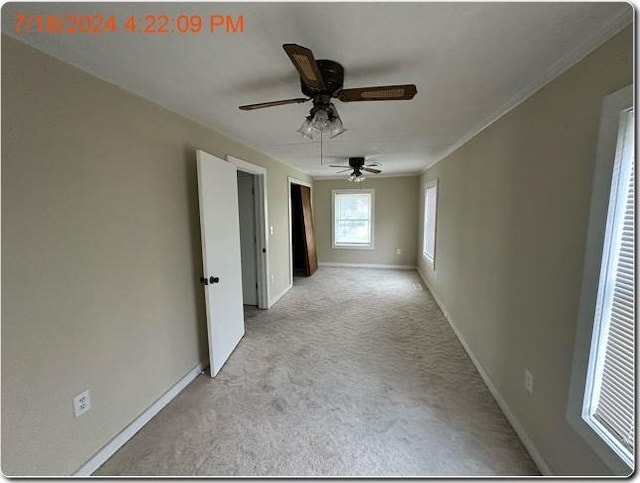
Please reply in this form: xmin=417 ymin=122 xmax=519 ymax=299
xmin=95 ymin=267 xmax=539 ymax=476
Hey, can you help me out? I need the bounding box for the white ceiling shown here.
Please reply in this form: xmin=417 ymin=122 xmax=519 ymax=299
xmin=4 ymin=2 xmax=631 ymax=177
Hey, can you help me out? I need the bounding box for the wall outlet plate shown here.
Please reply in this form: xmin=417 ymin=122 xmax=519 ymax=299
xmin=73 ymin=390 xmax=91 ymax=417
xmin=396 ymin=248 xmax=402 ymax=255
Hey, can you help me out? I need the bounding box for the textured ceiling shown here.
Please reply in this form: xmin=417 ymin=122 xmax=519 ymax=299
xmin=3 ymin=2 xmax=631 ymax=177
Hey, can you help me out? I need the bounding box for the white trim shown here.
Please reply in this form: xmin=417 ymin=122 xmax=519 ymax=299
xmin=422 ymin=8 xmax=632 ymax=174
xmin=416 ymin=267 xmax=553 ymax=476
xmin=287 ymin=177 xmax=313 ymax=286
xmin=566 ymin=85 xmax=634 ymax=475
xmin=226 ymin=155 xmax=266 ymax=176
xmin=422 ymin=179 xmax=439 ymax=268
xmin=288 ymin=177 xmax=312 ymax=189
xmin=268 ymin=282 xmax=293 ymax=308
xmin=73 ymin=362 xmax=206 ymax=476
xmin=319 ymin=262 xmax=415 ymax=270
xmin=227 ymin=155 xmax=270 ymax=309
xmin=331 ymin=188 xmax=375 ymax=250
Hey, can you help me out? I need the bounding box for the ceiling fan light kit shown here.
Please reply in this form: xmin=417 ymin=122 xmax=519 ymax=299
xmin=297 ymin=103 xmax=347 ymax=140
xmin=297 ymin=116 xmax=315 ymax=140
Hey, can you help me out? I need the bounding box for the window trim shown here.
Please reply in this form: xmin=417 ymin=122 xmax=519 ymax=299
xmin=582 ymin=107 xmax=634 ymax=466
xmin=566 ymin=84 xmax=633 ymax=475
xmin=331 ymin=188 xmax=375 ymax=250
xmin=422 ymin=179 xmax=438 ymax=267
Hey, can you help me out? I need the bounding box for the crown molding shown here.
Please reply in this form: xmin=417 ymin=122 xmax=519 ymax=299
xmin=422 ymin=7 xmax=633 ymax=174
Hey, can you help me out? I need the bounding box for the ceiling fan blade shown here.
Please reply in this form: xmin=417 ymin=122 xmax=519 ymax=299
xmin=365 ymin=161 xmax=381 ymax=167
xmin=337 ymin=84 xmax=417 ymax=102
xmin=239 ymin=98 xmax=309 ymax=110
xmin=362 ymin=167 xmax=382 ymax=174
xmin=283 ymin=44 xmax=326 ymax=91
xmin=329 ymin=164 xmax=349 ymax=168
xmin=336 ymin=168 xmax=352 ymax=173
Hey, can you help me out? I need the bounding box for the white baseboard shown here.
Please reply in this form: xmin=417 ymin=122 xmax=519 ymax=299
xmin=416 ymin=268 xmax=553 ymax=476
xmin=73 ymin=361 xmax=207 ymax=476
xmin=319 ymin=262 xmax=416 ymax=270
xmin=268 ymin=282 xmax=292 ymax=308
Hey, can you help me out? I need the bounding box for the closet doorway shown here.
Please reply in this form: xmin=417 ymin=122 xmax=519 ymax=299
xmin=288 ymin=178 xmax=317 ymax=284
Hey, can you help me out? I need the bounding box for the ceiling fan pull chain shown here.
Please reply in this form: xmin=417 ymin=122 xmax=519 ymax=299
xmin=320 ymin=130 xmax=323 ymax=166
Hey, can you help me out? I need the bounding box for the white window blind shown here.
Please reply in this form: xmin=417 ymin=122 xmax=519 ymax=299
xmin=423 ymin=181 xmax=438 ymax=262
xmin=584 ymin=108 xmax=635 ymax=465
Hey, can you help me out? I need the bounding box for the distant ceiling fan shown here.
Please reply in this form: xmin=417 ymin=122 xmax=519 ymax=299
xmin=239 ymin=44 xmax=417 ymax=139
xmin=330 ymin=157 xmax=382 ymax=182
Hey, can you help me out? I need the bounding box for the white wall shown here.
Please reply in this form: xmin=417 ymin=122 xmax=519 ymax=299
xmin=416 ymin=26 xmax=632 ymax=476
xmin=1 ymin=35 xmax=311 ymax=476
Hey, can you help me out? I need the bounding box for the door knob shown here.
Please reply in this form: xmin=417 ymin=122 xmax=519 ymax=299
xmin=209 ymin=276 xmax=220 ymax=284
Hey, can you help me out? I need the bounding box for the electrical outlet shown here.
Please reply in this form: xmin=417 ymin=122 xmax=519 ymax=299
xmin=396 ymin=248 xmax=402 ymax=255
xmin=73 ymin=390 xmax=91 ymax=417
xmin=524 ymin=369 xmax=533 ymax=394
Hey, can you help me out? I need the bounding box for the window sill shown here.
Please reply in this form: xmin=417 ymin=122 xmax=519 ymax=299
xmin=584 ymin=414 xmax=633 ymax=470
xmin=567 ymin=408 xmax=633 ymax=475
xmin=422 ymin=253 xmax=435 ymax=267
xmin=333 ymin=243 xmax=374 ymax=250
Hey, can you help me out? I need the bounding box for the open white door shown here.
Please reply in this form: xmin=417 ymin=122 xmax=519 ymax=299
xmin=196 ymin=150 xmax=245 ymax=377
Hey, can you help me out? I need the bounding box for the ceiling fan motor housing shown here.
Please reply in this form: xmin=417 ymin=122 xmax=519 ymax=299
xmin=348 ymin=157 xmax=366 ymax=168
xmin=300 ymin=59 xmax=345 ymax=98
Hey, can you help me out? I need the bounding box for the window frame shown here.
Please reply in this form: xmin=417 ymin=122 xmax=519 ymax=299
xmin=422 ymin=179 xmax=438 ymax=267
xmin=582 ymin=106 xmax=634 ymax=466
xmin=566 ymin=85 xmax=634 ymax=475
xmin=331 ymin=188 xmax=375 ymax=250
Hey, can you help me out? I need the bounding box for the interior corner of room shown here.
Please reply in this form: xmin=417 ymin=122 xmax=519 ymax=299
xmin=0 ymin=3 xmax=634 ymax=477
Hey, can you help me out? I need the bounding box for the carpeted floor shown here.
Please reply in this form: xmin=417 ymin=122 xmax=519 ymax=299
xmin=95 ymin=267 xmax=539 ymax=476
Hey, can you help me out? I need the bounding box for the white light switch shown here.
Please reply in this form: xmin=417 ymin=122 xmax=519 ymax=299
xmin=269 ymin=226 xmax=275 ymax=236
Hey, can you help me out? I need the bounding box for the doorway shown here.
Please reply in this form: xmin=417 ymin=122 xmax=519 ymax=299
xmin=288 ymin=178 xmax=317 ymax=284
xmin=237 ymin=171 xmax=258 ymax=306
xmin=227 ymin=156 xmax=270 ymax=309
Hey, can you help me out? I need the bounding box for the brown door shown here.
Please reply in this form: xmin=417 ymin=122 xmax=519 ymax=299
xmin=299 ymin=185 xmax=318 ymax=275
xmin=291 ymin=184 xmax=318 ymax=277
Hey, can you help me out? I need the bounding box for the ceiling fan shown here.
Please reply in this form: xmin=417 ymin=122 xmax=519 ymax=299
xmin=239 ymin=44 xmax=417 ymax=139
xmin=330 ymin=157 xmax=382 ymax=182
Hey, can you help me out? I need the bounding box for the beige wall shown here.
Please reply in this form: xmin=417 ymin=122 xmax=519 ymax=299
xmin=417 ymin=27 xmax=632 ymax=476
xmin=1 ymin=36 xmax=310 ymax=476
xmin=313 ymin=176 xmax=419 ymax=266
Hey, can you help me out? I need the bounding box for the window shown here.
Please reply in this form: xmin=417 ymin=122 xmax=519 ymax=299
xmin=332 ymin=189 xmax=374 ymax=249
xmin=423 ymin=180 xmax=438 ymax=265
xmin=582 ymin=107 xmax=634 ymax=467
xmin=568 ymin=84 xmax=634 ymax=475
